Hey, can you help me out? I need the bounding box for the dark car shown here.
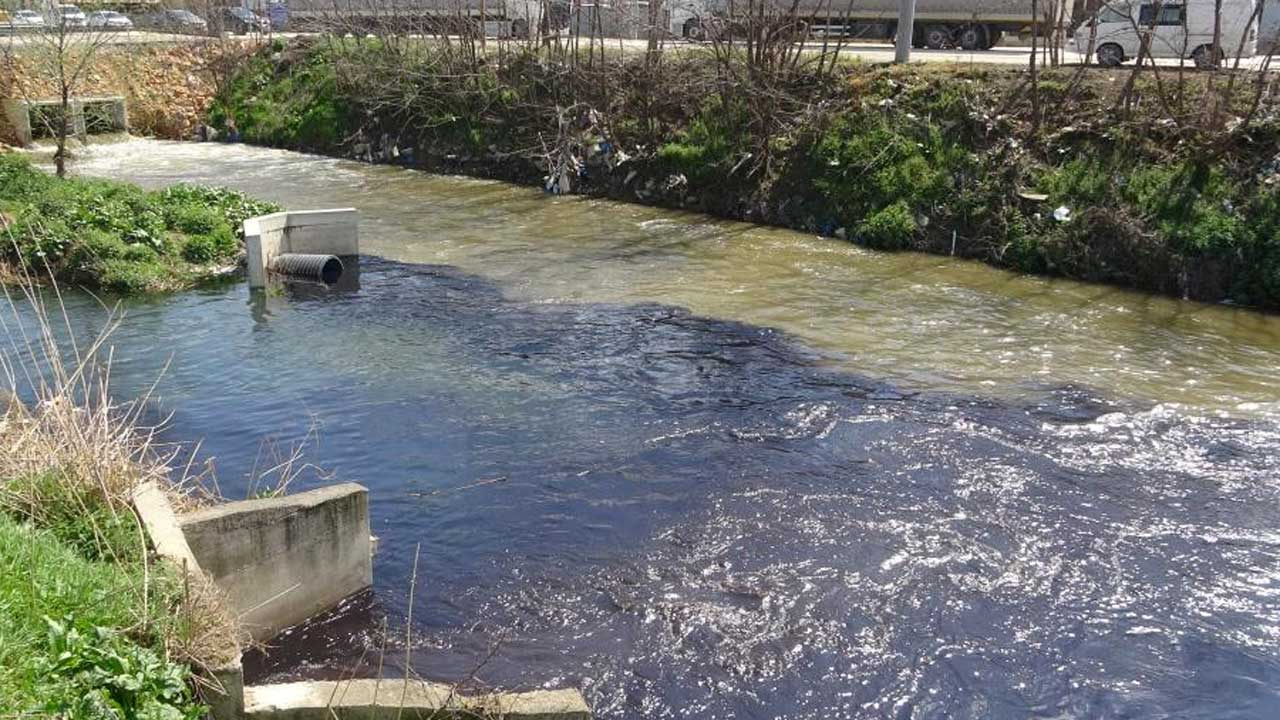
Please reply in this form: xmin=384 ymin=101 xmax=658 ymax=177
xmin=134 ymin=8 xmax=208 ymax=34
xmin=223 ymin=6 xmax=269 ymax=34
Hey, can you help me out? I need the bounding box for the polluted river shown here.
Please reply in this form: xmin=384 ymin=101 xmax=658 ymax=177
xmin=46 ymin=140 xmax=1280 ymax=718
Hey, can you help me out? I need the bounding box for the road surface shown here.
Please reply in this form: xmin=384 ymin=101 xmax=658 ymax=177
xmin=2 ymin=29 xmax=1269 ymax=69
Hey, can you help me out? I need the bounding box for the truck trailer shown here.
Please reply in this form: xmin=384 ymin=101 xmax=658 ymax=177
xmin=669 ymin=0 xmax=1058 ymax=49
xmin=270 ymin=0 xmax=543 ymax=36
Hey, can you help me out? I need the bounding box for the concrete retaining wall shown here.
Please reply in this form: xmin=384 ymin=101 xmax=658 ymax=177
xmin=180 ymin=483 xmax=373 ymax=643
xmin=134 ymin=483 xmax=593 ymax=719
xmin=245 ymin=680 xmax=592 ymax=720
xmin=243 ymin=209 xmax=359 ymax=288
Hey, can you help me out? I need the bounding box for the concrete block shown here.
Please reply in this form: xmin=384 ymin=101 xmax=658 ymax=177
xmin=206 ymin=657 xmax=246 ymax=720
xmin=179 ymin=483 xmax=373 ymax=642
xmin=2 ymin=99 xmax=32 ymax=146
xmin=244 ymin=680 xmax=592 ymax=720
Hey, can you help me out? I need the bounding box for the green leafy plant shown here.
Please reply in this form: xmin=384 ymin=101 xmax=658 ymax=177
xmin=0 ymin=155 xmax=280 ymax=293
xmin=35 ymin=617 xmax=205 ymax=720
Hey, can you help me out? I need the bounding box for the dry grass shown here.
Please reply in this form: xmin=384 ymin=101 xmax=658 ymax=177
xmin=0 ymin=248 xmax=241 ymax=677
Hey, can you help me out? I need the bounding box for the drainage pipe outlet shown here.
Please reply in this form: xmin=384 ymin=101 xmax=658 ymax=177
xmin=270 ymin=253 xmax=344 ymax=284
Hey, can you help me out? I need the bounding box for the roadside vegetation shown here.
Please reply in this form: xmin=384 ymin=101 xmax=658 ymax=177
xmin=211 ymin=32 xmax=1280 ymax=309
xmin=0 ymin=278 xmax=237 ymax=718
xmin=0 ymin=153 xmax=280 ymax=292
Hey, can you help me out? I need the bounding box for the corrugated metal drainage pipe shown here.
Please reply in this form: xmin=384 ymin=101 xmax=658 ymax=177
xmin=270 ymin=253 xmax=343 ymax=284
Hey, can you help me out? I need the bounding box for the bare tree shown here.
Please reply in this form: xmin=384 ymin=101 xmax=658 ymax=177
xmin=5 ymin=2 xmax=119 ymax=176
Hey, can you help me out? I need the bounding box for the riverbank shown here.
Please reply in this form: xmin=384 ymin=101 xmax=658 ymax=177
xmin=0 ymin=153 xmax=279 ymax=292
xmin=0 ymin=292 xmax=236 ymax=717
xmin=209 ymin=38 xmax=1280 ymax=309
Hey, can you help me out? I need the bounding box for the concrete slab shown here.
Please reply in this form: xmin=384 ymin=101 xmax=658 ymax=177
xmin=245 ymin=679 xmax=592 ymax=720
xmin=132 ymin=481 xmax=246 ymax=720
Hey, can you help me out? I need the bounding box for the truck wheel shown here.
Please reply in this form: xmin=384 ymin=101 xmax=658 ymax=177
xmin=1191 ymin=44 xmax=1223 ymax=69
xmin=511 ymin=18 xmax=529 ymax=39
xmin=923 ymin=24 xmax=951 ymax=49
xmin=683 ymin=18 xmax=705 ymax=41
xmin=957 ymin=24 xmax=987 ymax=51
xmin=1096 ymin=42 xmax=1124 ymax=67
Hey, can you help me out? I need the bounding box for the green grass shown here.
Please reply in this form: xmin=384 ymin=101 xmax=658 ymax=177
xmin=207 ymin=43 xmax=347 ymax=151
xmin=0 ymin=513 xmax=201 ymax=719
xmin=0 ymin=154 xmax=280 ymax=293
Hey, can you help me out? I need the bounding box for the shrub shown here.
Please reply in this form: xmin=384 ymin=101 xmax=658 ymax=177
xmin=97 ymin=259 xmax=167 ymax=294
xmin=165 ymin=203 xmax=224 ymax=236
xmin=182 ymin=225 xmax=238 ymax=265
xmin=809 ymin=110 xmax=963 ymax=238
xmin=0 ymin=517 xmax=198 ymax=717
xmin=157 ymin=185 xmax=280 ymax=237
xmin=857 ymin=200 xmax=917 ymax=250
xmin=3 ymin=472 xmax=139 ymax=564
xmin=120 ymin=243 xmax=158 ymax=263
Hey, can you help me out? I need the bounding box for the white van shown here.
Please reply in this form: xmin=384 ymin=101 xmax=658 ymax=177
xmin=1071 ymin=0 xmax=1258 ymax=68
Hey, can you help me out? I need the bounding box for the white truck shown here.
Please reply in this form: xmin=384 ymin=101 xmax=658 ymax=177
xmin=668 ymin=0 xmax=1054 ymax=50
xmin=271 ymin=0 xmax=543 ymax=37
xmin=1069 ymin=0 xmax=1258 ymax=67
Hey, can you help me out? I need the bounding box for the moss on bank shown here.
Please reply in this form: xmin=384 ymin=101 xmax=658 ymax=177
xmin=211 ymin=40 xmax=1280 ymax=309
xmin=0 ymin=154 xmax=280 ymax=293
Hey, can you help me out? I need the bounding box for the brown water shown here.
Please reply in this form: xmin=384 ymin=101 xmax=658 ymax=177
xmin=74 ymin=139 xmax=1280 ymax=418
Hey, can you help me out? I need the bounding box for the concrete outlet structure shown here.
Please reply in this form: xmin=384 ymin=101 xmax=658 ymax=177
xmin=132 ymin=482 xmax=594 ymax=719
xmin=244 ymin=209 xmax=360 ymax=288
xmin=2 ymin=96 xmax=127 ymax=146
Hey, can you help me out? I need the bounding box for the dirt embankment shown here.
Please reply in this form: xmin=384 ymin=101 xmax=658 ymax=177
xmin=1 ymin=40 xmax=260 ymax=143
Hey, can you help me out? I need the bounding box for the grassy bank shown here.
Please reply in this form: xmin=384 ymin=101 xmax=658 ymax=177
xmin=0 ymin=154 xmax=279 ymax=293
xmin=0 ymin=516 xmax=201 ymax=718
xmin=210 ymin=38 xmax=1280 ymax=309
xmin=0 ymin=288 xmax=235 ymax=718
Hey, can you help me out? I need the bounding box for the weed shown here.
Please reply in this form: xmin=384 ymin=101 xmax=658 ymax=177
xmin=0 ymin=155 xmax=280 ymax=293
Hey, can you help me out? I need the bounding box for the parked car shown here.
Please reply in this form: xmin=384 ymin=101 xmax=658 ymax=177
xmin=134 ymin=8 xmax=208 ymax=33
xmin=0 ymin=9 xmax=47 ymax=33
xmin=223 ymin=6 xmax=270 ymax=34
xmin=54 ymin=4 xmax=88 ymax=29
xmin=87 ymin=10 xmax=134 ymax=31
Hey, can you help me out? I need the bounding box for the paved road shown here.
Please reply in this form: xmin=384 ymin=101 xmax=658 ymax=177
xmin=3 ymin=29 xmax=1268 ymax=69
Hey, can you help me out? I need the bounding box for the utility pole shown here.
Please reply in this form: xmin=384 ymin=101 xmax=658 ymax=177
xmin=894 ymin=0 xmax=917 ymax=63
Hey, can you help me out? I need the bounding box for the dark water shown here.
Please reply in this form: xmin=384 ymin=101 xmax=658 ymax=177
xmin=26 ymin=255 xmax=1280 ymax=719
